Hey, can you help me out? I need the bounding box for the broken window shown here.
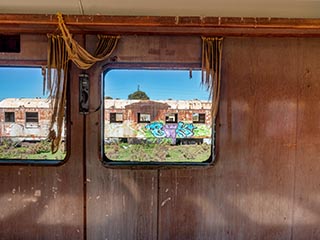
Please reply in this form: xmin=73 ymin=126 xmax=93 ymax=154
xmin=165 ymin=113 xmax=178 ymax=123
xmin=4 ymin=112 xmax=15 ymax=122
xmin=103 ymin=68 xmax=214 ymax=165
xmin=110 ymin=113 xmax=123 ymax=123
xmin=25 ymin=112 xmax=39 ymax=123
xmin=0 ymin=67 xmax=67 ymax=163
xmin=192 ymin=113 xmax=206 ymax=123
xmin=138 ymin=113 xmax=151 ymax=123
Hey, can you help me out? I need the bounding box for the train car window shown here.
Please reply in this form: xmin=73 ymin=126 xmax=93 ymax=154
xmin=25 ymin=112 xmax=39 ymax=123
xmin=0 ymin=67 xmax=67 ymax=163
xmin=193 ymin=113 xmax=206 ymax=123
xmin=138 ymin=113 xmax=151 ymax=123
xmin=5 ymin=112 xmax=15 ymax=122
xmin=103 ymin=69 xmax=214 ymax=165
xmin=110 ymin=113 xmax=123 ymax=123
xmin=165 ymin=113 xmax=178 ymax=123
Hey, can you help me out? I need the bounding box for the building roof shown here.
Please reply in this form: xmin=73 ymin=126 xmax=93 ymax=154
xmin=105 ymin=99 xmax=212 ymax=110
xmin=0 ymin=98 xmax=51 ymax=108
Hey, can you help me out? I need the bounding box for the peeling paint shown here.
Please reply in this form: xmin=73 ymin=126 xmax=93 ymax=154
xmin=161 ymin=197 xmax=171 ymax=207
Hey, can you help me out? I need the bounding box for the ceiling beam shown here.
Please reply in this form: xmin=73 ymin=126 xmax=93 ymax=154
xmin=1 ymin=14 xmax=320 ymax=36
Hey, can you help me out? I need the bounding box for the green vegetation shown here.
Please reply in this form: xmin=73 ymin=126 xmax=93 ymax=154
xmin=105 ymin=141 xmax=211 ymax=162
xmin=128 ymin=88 xmax=150 ymax=100
xmin=0 ymin=139 xmax=66 ymax=160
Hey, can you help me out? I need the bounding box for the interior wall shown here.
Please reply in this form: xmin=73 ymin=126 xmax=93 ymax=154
xmin=0 ymin=35 xmax=84 ymax=240
xmin=0 ymin=33 xmax=320 ymax=240
xmin=87 ymin=35 xmax=320 ymax=240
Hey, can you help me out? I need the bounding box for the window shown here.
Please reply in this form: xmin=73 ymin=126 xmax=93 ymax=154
xmin=138 ymin=113 xmax=151 ymax=123
xmin=110 ymin=113 xmax=123 ymax=123
xmin=165 ymin=113 xmax=178 ymax=123
xmin=25 ymin=112 xmax=39 ymax=123
xmin=5 ymin=112 xmax=15 ymax=122
xmin=192 ymin=113 xmax=206 ymax=123
xmin=104 ymin=68 xmax=213 ymax=164
xmin=0 ymin=67 xmax=67 ymax=162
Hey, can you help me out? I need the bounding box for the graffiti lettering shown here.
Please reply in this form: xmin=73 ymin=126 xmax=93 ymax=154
xmin=145 ymin=121 xmax=196 ymax=144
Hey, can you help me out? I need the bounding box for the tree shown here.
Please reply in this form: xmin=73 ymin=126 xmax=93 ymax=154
xmin=128 ymin=86 xmax=149 ymax=100
xmin=104 ymin=96 xmax=113 ymax=99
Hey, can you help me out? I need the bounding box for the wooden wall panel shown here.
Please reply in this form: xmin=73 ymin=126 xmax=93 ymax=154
xmin=85 ymin=35 xmax=203 ymax=239
xmin=293 ymin=39 xmax=320 ymax=240
xmin=0 ymin=40 xmax=84 ymax=239
xmin=86 ymin=61 xmax=159 ymax=240
xmin=158 ymin=38 xmax=303 ymax=240
xmin=1 ymin=31 xmax=320 ymax=240
xmin=0 ymin=34 xmax=47 ymax=63
xmin=86 ymin=35 xmax=201 ymax=64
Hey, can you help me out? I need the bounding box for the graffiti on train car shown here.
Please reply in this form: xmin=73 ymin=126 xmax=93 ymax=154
xmin=104 ymin=99 xmax=212 ymax=144
xmin=146 ymin=121 xmax=196 ymax=144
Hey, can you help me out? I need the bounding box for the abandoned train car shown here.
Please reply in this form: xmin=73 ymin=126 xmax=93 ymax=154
xmin=0 ymin=98 xmax=51 ymax=142
xmin=104 ymin=99 xmax=212 ymax=144
xmin=1 ymin=1 xmax=320 ymax=239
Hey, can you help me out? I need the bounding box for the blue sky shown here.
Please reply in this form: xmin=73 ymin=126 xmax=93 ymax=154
xmin=0 ymin=67 xmax=210 ymax=101
xmin=104 ymin=69 xmax=210 ymax=100
xmin=0 ymin=67 xmax=45 ymax=100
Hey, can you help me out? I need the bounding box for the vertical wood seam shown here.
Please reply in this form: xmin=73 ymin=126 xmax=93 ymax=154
xmin=157 ymin=169 xmax=160 ymax=240
xmin=290 ymin=40 xmax=300 ymax=240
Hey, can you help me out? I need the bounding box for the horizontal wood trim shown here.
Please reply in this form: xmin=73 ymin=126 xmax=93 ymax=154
xmin=1 ymin=14 xmax=320 ymax=36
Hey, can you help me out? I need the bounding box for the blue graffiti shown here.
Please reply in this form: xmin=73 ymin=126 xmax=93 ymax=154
xmin=145 ymin=122 xmax=166 ymax=137
xmin=176 ymin=122 xmax=196 ymax=138
xmin=145 ymin=121 xmax=196 ymax=142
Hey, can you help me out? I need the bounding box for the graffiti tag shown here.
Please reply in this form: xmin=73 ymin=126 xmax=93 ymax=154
xmin=145 ymin=121 xmax=196 ymax=144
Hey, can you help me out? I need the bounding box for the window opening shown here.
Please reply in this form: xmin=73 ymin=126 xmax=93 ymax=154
xmin=5 ymin=112 xmax=15 ymax=122
xmin=110 ymin=113 xmax=123 ymax=123
xmin=104 ymin=69 xmax=213 ymax=164
xmin=26 ymin=112 xmax=39 ymax=123
xmin=165 ymin=113 xmax=178 ymax=123
xmin=193 ymin=113 xmax=206 ymax=123
xmin=0 ymin=67 xmax=67 ymax=162
xmin=138 ymin=113 xmax=151 ymax=123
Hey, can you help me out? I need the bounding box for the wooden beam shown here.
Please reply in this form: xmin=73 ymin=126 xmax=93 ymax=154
xmin=0 ymin=14 xmax=320 ymax=36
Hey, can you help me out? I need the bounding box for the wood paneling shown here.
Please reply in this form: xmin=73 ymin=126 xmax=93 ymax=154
xmin=1 ymin=29 xmax=320 ymax=240
xmin=2 ymin=14 xmax=320 ymax=36
xmin=293 ymin=39 xmax=320 ymax=240
xmin=158 ymin=37 xmax=319 ymax=240
xmin=0 ymin=40 xmax=84 ymax=239
xmin=85 ymin=62 xmax=158 ymax=240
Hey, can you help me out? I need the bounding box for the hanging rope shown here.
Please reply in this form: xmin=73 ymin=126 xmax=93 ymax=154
xmin=45 ymin=13 xmax=120 ymax=153
xmin=57 ymin=12 xmax=120 ymax=69
xmin=201 ymin=37 xmax=223 ymax=120
xmin=46 ymin=34 xmax=69 ymax=153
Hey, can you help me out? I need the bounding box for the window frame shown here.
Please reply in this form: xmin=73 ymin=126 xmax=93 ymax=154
xmin=102 ymin=63 xmax=216 ymax=167
xmin=0 ymin=65 xmax=70 ymax=166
